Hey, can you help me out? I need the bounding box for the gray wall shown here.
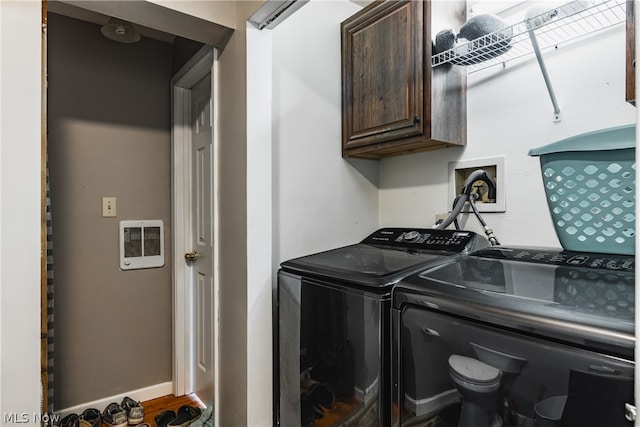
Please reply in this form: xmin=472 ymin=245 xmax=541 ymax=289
xmin=48 ymin=13 xmax=173 ymax=409
xmin=216 ymin=4 xmax=248 ymax=423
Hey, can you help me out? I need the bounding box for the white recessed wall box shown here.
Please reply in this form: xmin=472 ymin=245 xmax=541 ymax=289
xmin=448 ymin=156 xmax=506 ymax=213
xmin=119 ymin=220 xmax=165 ymax=270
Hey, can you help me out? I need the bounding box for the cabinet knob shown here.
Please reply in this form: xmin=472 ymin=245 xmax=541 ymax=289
xmin=413 ymin=115 xmax=420 ymax=125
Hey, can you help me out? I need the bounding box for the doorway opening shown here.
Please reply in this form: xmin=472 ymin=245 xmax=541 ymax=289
xmin=44 ymin=2 xmax=220 ymax=415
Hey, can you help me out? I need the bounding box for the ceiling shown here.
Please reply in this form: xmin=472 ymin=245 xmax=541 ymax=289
xmin=47 ymin=0 xmax=374 ymax=47
xmin=47 ymin=0 xmax=177 ymax=44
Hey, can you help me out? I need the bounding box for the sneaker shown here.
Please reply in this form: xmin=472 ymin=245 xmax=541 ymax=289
xmin=167 ymin=405 xmax=202 ymax=427
xmin=79 ymin=408 xmax=101 ymax=427
xmin=102 ymin=402 xmax=127 ymax=427
xmin=121 ymin=396 xmax=145 ymax=425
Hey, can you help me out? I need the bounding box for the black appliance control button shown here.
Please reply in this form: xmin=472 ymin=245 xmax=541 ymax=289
xmin=567 ymin=255 xmax=590 ymax=265
xmin=403 ymin=230 xmax=421 ymax=242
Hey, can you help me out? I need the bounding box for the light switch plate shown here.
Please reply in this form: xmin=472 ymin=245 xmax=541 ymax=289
xmin=102 ymin=197 xmax=117 ymax=217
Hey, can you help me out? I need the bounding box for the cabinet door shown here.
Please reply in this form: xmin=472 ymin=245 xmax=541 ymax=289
xmin=341 ymin=0 xmax=425 ymax=155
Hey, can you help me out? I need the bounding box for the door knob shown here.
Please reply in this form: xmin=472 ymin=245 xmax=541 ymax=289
xmin=185 ymin=251 xmax=199 ymax=262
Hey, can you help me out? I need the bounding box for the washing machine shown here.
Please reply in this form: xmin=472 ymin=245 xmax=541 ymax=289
xmin=393 ymin=245 xmax=635 ymax=427
xmin=275 ymin=228 xmax=489 ymax=427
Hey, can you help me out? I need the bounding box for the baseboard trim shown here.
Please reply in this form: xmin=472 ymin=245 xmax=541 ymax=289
xmin=57 ymin=381 xmax=173 ymax=417
xmin=405 ymin=388 xmax=460 ymax=417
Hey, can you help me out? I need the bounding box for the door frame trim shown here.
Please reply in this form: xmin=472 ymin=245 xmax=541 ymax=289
xmin=171 ymin=45 xmax=216 ymax=398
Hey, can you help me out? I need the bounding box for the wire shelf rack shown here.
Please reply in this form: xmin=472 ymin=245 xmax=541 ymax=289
xmin=432 ymin=0 xmax=626 ymax=73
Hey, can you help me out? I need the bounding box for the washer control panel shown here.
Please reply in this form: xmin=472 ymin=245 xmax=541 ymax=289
xmin=361 ymin=228 xmax=487 ymax=253
xmin=473 ymin=247 xmax=635 ymax=272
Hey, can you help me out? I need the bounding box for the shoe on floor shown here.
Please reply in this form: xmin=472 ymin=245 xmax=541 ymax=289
xmin=154 ymin=410 xmax=176 ymax=427
xmin=59 ymin=413 xmax=80 ymax=427
xmin=121 ymin=396 xmax=145 ymax=425
xmin=187 ymin=406 xmax=213 ymax=427
xmin=308 ymin=382 xmax=335 ymax=408
xmin=102 ymin=402 xmax=128 ymax=427
xmin=79 ymin=408 xmax=101 ymax=427
xmin=167 ymin=405 xmax=202 ymax=427
xmin=300 ymin=395 xmax=316 ymax=427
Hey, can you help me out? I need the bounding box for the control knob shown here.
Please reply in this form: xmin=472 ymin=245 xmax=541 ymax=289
xmin=403 ymin=230 xmax=421 ymax=243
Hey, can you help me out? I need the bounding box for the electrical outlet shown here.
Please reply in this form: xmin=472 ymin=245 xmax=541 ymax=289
xmin=102 ymin=197 xmax=117 ymax=217
xmin=448 ymin=156 xmax=506 ymax=213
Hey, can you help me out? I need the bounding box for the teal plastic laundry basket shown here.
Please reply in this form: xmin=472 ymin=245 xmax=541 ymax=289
xmin=529 ymin=125 xmax=636 ymax=255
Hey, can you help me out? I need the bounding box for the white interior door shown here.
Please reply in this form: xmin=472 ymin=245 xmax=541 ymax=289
xmin=189 ymin=73 xmax=215 ymax=405
xmin=171 ymin=46 xmax=216 ymax=409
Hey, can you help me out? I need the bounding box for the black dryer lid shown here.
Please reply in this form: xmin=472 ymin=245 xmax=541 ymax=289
xmin=394 ymin=246 xmax=635 ymax=356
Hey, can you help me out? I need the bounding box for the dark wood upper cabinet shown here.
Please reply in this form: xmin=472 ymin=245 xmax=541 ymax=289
xmin=626 ymin=0 xmax=635 ymax=105
xmin=341 ymin=0 xmax=466 ymax=159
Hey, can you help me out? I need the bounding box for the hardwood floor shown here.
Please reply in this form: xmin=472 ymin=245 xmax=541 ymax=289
xmin=139 ymin=394 xmax=205 ymax=426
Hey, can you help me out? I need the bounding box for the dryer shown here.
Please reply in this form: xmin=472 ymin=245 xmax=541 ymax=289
xmin=393 ymin=246 xmax=635 ymax=427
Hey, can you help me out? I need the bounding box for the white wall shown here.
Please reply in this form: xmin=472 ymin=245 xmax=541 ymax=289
xmin=246 ymin=22 xmax=274 ymax=427
xmin=272 ymin=0 xmax=379 ymax=266
xmin=270 ymin=1 xmax=637 ymax=253
xmin=379 ymin=4 xmax=637 ymax=248
xmin=0 ymin=0 xmax=43 ymax=419
xmin=266 ymin=2 xmax=379 ymax=424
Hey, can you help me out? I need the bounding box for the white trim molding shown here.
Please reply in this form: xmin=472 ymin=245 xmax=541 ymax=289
xmin=171 ymin=46 xmax=216 ymax=398
xmin=57 ymin=382 xmax=173 ymax=418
